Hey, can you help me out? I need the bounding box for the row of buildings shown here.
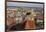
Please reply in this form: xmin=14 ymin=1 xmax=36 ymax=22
xmin=7 ymin=7 xmax=44 ymax=30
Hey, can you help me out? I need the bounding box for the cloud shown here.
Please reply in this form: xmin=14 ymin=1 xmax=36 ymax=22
xmin=7 ymin=2 xmax=43 ymax=8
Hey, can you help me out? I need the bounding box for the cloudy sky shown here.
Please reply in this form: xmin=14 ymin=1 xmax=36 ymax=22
xmin=7 ymin=2 xmax=44 ymax=8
